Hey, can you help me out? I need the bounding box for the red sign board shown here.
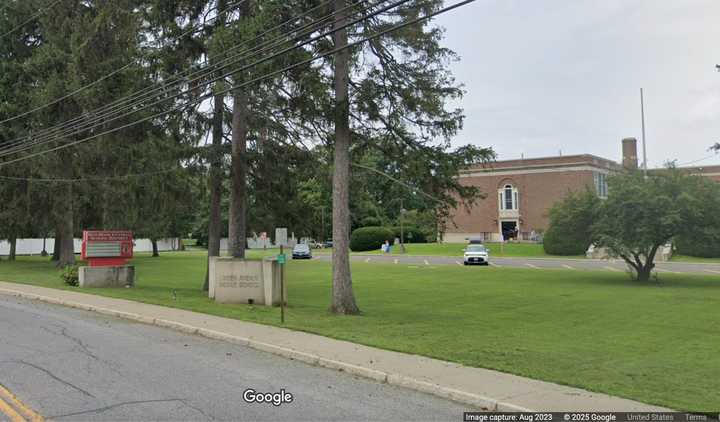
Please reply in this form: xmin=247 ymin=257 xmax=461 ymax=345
xmin=82 ymin=230 xmax=133 ymax=267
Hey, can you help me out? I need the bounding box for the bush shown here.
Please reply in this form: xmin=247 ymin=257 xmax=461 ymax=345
xmin=674 ymin=233 xmax=720 ymax=258
xmin=60 ymin=265 xmax=79 ymax=286
xmin=391 ymin=226 xmax=427 ymax=243
xmin=543 ymin=227 xmax=587 ymax=255
xmin=543 ymin=189 xmax=600 ymax=256
xmin=360 ymin=216 xmax=383 ymax=227
xmin=350 ymin=226 xmax=395 ymax=252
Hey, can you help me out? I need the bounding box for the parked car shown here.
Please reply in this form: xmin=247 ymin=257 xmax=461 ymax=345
xmin=292 ymin=244 xmax=312 ymax=259
xmin=323 ymin=240 xmax=333 ymax=248
xmin=466 ymin=237 xmax=484 ymax=245
xmin=463 ymin=244 xmax=489 ymax=265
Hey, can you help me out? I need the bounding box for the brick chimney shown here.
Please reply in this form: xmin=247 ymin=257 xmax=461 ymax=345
xmin=622 ymin=138 xmax=638 ymax=170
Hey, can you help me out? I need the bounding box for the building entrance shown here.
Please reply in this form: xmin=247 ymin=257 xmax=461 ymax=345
xmin=501 ymin=221 xmax=518 ymax=240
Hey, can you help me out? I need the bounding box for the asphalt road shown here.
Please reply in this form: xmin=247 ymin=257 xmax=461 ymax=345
xmin=313 ymin=253 xmax=720 ymax=275
xmin=0 ymin=296 xmax=466 ymax=422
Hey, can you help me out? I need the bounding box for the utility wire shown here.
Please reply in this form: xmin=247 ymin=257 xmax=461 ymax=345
xmin=0 ymin=0 xmax=449 ymax=162
xmin=0 ymin=0 xmax=396 ymax=157
xmin=0 ymin=168 xmax=178 ymax=183
xmin=0 ymin=0 xmax=365 ymax=153
xmin=0 ymin=0 xmax=372 ymax=154
xmin=0 ymin=0 xmax=478 ymax=168
xmin=351 ymin=163 xmax=449 ymax=205
xmin=0 ymin=0 xmax=61 ymax=40
xmin=676 ymin=153 xmax=719 ymax=167
xmin=0 ymin=0 xmax=250 ymax=125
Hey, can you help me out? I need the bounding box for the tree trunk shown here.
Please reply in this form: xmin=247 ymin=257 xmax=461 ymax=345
xmin=637 ymin=246 xmax=659 ymax=281
xmin=636 ymin=266 xmax=652 ymax=282
xmin=623 ymin=247 xmax=658 ymax=282
xmin=151 ymin=239 xmax=159 ymax=257
xmin=8 ymin=236 xmax=16 ymax=261
xmin=203 ymin=0 xmax=227 ymax=292
xmin=57 ymin=184 xmax=75 ymax=267
xmin=228 ymin=90 xmax=248 ymax=259
xmin=330 ymin=0 xmax=360 ymax=315
xmin=205 ymin=92 xmax=224 ymax=289
xmin=52 ymin=229 xmax=61 ymax=261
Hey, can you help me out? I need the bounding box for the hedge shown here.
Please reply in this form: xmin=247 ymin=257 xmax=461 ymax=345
xmin=542 ymin=189 xmax=599 ymax=256
xmin=350 ymin=226 xmax=395 ymax=252
xmin=542 ymin=226 xmax=588 ymax=256
xmin=674 ymin=233 xmax=720 ymax=258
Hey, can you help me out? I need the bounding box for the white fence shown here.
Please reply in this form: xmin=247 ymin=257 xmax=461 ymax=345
xmin=0 ymin=238 xmax=181 ymax=256
xmin=219 ymin=237 xmax=296 ymax=250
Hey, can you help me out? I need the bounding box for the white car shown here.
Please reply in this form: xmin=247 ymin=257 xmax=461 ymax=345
xmin=463 ymin=244 xmax=490 ymax=266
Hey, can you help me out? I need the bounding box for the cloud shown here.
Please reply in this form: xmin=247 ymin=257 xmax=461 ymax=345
xmin=436 ymin=0 xmax=720 ymax=167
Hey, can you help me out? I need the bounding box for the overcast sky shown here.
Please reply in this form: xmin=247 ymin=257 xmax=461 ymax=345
xmin=435 ymin=0 xmax=720 ymax=168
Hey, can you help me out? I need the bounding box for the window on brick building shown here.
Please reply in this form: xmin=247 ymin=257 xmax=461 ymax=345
xmin=500 ymin=184 xmax=518 ymax=210
xmin=594 ymin=173 xmax=608 ymax=198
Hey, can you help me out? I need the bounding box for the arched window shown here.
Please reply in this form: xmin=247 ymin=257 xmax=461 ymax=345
xmin=504 ymin=185 xmax=513 ymax=210
xmin=499 ymin=184 xmax=518 ymax=210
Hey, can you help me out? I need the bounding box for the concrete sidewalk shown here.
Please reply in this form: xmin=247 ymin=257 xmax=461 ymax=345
xmin=0 ymin=281 xmax=669 ymax=412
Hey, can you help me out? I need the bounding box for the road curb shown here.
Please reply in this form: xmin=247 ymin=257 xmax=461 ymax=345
xmin=0 ymin=287 xmax=534 ymax=411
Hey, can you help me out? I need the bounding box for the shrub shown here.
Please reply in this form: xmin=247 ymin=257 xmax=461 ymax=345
xmin=360 ymin=216 xmax=383 ymax=227
xmin=391 ymin=226 xmax=427 ymax=243
xmin=543 ymin=189 xmax=600 ymax=256
xmin=674 ymin=232 xmax=720 ymax=258
xmin=543 ymin=227 xmax=586 ymax=255
xmin=350 ymin=226 xmax=395 ymax=252
xmin=60 ymin=265 xmax=79 ymax=286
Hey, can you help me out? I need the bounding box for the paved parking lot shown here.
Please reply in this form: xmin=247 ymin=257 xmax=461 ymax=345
xmin=314 ymin=254 xmax=720 ymax=275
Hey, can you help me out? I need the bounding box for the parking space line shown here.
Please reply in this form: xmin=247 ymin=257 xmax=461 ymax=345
xmin=0 ymin=397 xmax=25 ymax=422
xmin=525 ymin=263 xmax=540 ymax=269
xmin=455 ymin=260 xmax=462 ymax=266
xmin=0 ymin=383 xmax=44 ymax=422
xmin=394 ymin=259 xmax=398 ymax=264
xmin=604 ymin=266 xmax=621 ymax=272
xmin=364 ymin=258 xmax=371 ymax=263
xmin=489 ymin=262 xmax=501 ymax=267
xmin=562 ymin=264 xmax=574 ymax=270
xmin=704 ymin=269 xmax=720 ymax=274
xmin=423 ymin=260 xmax=430 ymax=266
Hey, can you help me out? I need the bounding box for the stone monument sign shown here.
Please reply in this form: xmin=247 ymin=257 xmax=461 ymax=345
xmin=209 ymin=257 xmax=285 ymax=306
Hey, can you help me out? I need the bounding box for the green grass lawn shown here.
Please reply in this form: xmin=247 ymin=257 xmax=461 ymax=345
xmin=187 ymin=242 xmax=557 ymax=258
xmin=3 ymin=252 xmax=718 ymax=411
xmin=362 ymin=242 xmax=570 ymax=258
xmin=199 ymin=243 xmax=719 ymax=263
xmin=670 ymin=255 xmax=720 ymax=264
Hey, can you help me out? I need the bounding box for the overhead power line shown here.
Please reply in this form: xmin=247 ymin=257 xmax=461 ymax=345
xmin=0 ymin=0 xmax=346 ymax=152
xmin=0 ymin=0 xmax=62 ymax=41
xmin=676 ymin=154 xmax=718 ymax=167
xmin=0 ymin=0 xmax=371 ymax=155
xmin=0 ymin=0 xmax=395 ymax=157
xmin=0 ymin=0 xmax=251 ymax=125
xmin=0 ymin=0 xmax=478 ymax=169
xmin=351 ymin=163 xmax=448 ymax=205
xmin=0 ymin=168 xmax=178 ymax=183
